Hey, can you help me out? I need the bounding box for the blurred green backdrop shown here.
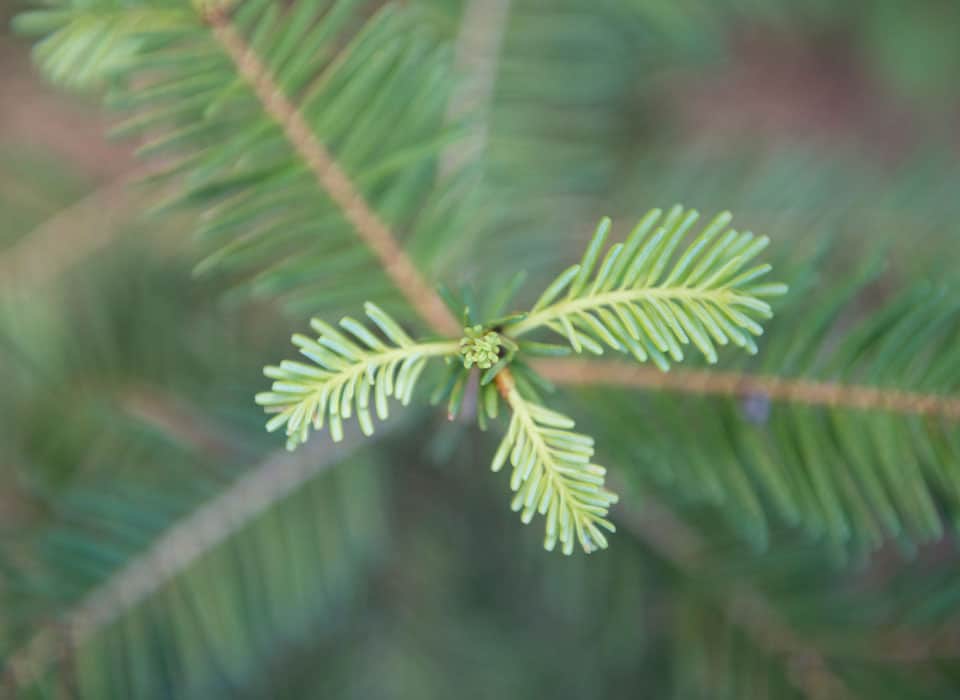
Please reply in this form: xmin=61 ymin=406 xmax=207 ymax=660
xmin=2 ymin=0 xmax=960 ymax=697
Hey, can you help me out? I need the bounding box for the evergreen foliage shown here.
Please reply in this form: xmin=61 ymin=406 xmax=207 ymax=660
xmin=585 ymin=253 xmax=960 ymax=558
xmin=4 ymin=0 xmax=960 ymax=696
xmin=16 ymin=0 xmax=477 ymax=319
xmin=256 ymin=303 xmax=459 ymax=449
xmin=254 ymin=206 xmax=783 ymax=553
xmin=492 ymin=386 xmax=617 ymax=555
xmin=506 ymin=208 xmax=785 ymax=366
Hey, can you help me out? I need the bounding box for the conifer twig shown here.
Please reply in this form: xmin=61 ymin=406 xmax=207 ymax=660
xmin=612 ymin=485 xmax=855 ymax=700
xmin=492 ymin=368 xmax=617 ymax=554
xmin=1 ymin=429 xmax=369 ymax=691
xmin=535 ymin=359 xmax=960 ymax=420
xmin=204 ymin=7 xmax=461 ymax=338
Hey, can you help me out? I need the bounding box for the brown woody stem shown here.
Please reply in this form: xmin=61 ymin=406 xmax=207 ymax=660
xmin=206 ymin=8 xmax=461 ymax=338
xmin=534 ymin=359 xmax=960 ymax=420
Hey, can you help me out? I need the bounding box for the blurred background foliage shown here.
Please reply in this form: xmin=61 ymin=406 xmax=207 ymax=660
xmin=2 ymin=0 xmax=960 ymax=697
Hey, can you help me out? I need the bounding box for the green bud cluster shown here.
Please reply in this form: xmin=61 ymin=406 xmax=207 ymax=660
xmin=459 ymin=325 xmax=503 ymax=370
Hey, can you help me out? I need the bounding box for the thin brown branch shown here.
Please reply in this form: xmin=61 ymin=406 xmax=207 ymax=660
xmin=204 ymin=8 xmax=461 ymax=338
xmin=535 ymin=359 xmax=960 ymax=420
xmin=612 ymin=484 xmax=855 ymax=700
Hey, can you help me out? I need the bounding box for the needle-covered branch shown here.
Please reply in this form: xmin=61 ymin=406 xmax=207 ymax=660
xmin=505 ymin=207 xmax=786 ymax=369
xmin=256 ymin=303 xmax=459 ymax=450
xmin=492 ymin=370 xmax=617 ymax=555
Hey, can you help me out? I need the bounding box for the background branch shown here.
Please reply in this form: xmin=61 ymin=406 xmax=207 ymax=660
xmin=206 ymin=8 xmax=461 ymax=337
xmin=535 ymin=359 xmax=960 ymax=420
xmin=612 ymin=487 xmax=855 ymax=700
xmin=2 ymin=427 xmax=374 ymax=691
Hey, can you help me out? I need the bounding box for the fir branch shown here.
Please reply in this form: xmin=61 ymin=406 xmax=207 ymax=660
xmin=557 ymin=274 xmax=960 ymax=553
xmin=491 ymin=369 xmax=618 ymax=555
xmin=19 ymin=0 xmax=474 ymax=327
xmin=613 ymin=488 xmax=855 ymax=700
xmin=505 ymin=207 xmax=786 ymax=369
xmin=256 ymin=303 xmax=459 ymax=449
xmin=535 ymin=359 xmax=960 ymax=420
xmin=2 ymin=422 xmax=371 ymax=692
xmin=204 ymin=7 xmax=461 ymax=337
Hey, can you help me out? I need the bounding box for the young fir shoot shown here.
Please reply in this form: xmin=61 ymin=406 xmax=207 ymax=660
xmin=255 ymin=303 xmax=460 ymax=450
xmin=505 ymin=206 xmax=787 ymax=369
xmin=258 ymin=206 xmax=786 ymax=554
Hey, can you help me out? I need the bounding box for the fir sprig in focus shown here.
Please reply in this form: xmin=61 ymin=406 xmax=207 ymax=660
xmin=257 ymin=207 xmax=785 ymax=553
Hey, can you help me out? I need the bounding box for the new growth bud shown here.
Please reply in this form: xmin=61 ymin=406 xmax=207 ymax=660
xmin=459 ymin=325 xmax=503 ymax=370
